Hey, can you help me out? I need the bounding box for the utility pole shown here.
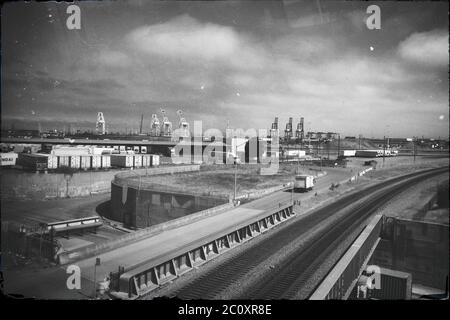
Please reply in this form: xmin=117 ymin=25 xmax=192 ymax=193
xmin=413 ymin=137 xmax=416 ymax=163
xmin=383 ymin=135 xmax=386 ymax=166
xmin=234 ymin=157 xmax=238 ymax=203
xmin=291 ymin=179 xmax=294 ymax=204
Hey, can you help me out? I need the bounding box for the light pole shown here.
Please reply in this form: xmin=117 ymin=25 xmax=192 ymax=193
xmin=383 ymin=125 xmax=390 ymax=167
xmin=231 ymin=139 xmax=248 ymax=203
xmin=291 ymin=178 xmax=294 ymax=205
xmin=234 ymin=156 xmax=238 ymax=202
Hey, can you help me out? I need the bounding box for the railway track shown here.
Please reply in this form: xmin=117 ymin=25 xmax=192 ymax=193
xmin=163 ymin=167 xmax=447 ymax=300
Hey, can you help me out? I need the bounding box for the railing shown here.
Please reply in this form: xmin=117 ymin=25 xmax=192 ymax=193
xmin=46 ymin=216 xmax=102 ymax=233
xmin=109 ymin=203 xmax=295 ymax=299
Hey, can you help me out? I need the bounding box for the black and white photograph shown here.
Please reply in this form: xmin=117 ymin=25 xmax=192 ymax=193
xmin=1 ymin=0 xmax=449 ymax=307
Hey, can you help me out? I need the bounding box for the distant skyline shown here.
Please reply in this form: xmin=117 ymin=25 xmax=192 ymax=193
xmin=1 ymin=1 xmax=449 ymax=138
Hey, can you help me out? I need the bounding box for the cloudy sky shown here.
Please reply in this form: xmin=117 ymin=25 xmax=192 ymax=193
xmin=1 ymin=1 xmax=448 ymax=138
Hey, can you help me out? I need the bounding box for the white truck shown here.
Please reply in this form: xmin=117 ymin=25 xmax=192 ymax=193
xmin=294 ymin=174 xmax=315 ymax=192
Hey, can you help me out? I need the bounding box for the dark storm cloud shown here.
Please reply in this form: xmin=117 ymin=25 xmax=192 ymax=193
xmin=1 ymin=1 xmax=448 ymax=137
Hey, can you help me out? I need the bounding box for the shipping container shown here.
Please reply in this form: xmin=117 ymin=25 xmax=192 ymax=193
xmin=0 ymin=152 xmax=18 ymax=166
xmin=91 ymin=155 xmax=102 ymax=169
xmin=13 ymin=144 xmax=41 ymax=154
xmin=355 ymin=150 xmax=379 ymax=158
xmin=51 ymin=147 xmax=90 ymax=156
xmin=48 ymin=155 xmax=58 ymax=169
xmin=339 ymin=150 xmax=356 ymax=157
xmin=17 ymin=153 xmax=48 ymax=171
xmin=101 ymin=155 xmax=111 ymax=168
xmin=80 ymin=156 xmax=92 ymax=170
xmin=142 ymin=154 xmax=151 ymax=167
xmin=12 ymin=145 xmax=25 ymax=153
xmin=91 ymin=147 xmax=115 ymax=155
xmin=110 ymin=154 xmax=134 ymax=168
xmin=70 ymin=155 xmax=81 ymax=169
xmin=46 ymin=154 xmax=58 ymax=169
xmin=151 ymin=154 xmax=160 ymax=167
xmin=58 ymin=155 xmax=70 ymax=168
xmin=133 ymin=154 xmax=143 ymax=168
xmin=35 ymin=153 xmax=58 ymax=169
xmin=285 ymin=149 xmax=306 ymax=157
xmin=294 ymin=174 xmax=315 ymax=191
xmin=367 ymin=268 xmax=412 ymax=300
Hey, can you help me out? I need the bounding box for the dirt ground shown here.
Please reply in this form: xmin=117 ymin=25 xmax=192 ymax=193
xmin=139 ymin=162 xmax=347 ymax=196
xmin=374 ymin=175 xmax=449 ymax=224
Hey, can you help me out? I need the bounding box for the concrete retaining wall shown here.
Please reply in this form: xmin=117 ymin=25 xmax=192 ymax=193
xmin=108 ymin=164 xmax=227 ymax=229
xmin=110 ymin=182 xmax=228 ymax=229
xmin=0 ymin=165 xmax=201 ymax=200
xmin=371 ymin=217 xmax=449 ymax=290
xmin=0 ymin=169 xmax=120 ymax=200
